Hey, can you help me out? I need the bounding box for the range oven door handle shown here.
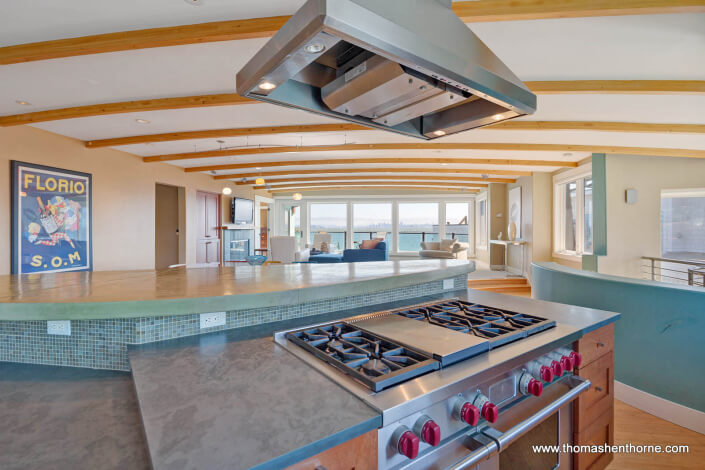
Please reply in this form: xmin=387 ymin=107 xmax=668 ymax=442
xmin=446 ymin=375 xmax=591 ymax=470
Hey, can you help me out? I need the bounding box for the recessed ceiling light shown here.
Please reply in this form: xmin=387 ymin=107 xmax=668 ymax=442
xmin=135 ymin=119 xmax=150 ymax=124
xmin=255 ymin=167 xmax=262 ymax=170
xmin=222 ymin=187 xmax=232 ymax=195
xmin=16 ymin=100 xmax=31 ymax=106
xmin=304 ymin=43 xmax=326 ymax=54
xmin=563 ymin=152 xmax=573 ymax=158
xmin=184 ymin=0 xmax=204 ymax=5
xmin=492 ymin=114 xmax=503 ymax=121
xmin=440 ymin=163 xmax=449 ymax=166
xmin=258 ymin=81 xmax=277 ymax=91
xmin=433 ymin=130 xmax=446 ymax=137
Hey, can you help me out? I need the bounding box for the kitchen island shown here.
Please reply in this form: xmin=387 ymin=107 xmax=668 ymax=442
xmin=128 ymin=289 xmax=619 ymax=470
xmin=1 ymin=288 xmax=620 ymax=470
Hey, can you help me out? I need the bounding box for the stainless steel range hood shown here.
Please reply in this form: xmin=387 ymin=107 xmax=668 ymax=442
xmin=236 ymin=0 xmax=536 ymax=140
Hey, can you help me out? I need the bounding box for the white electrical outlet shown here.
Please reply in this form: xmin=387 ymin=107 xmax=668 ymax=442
xmin=47 ymin=320 xmax=71 ymax=336
xmin=200 ymin=312 xmax=226 ymax=329
xmin=443 ymin=279 xmax=455 ymax=290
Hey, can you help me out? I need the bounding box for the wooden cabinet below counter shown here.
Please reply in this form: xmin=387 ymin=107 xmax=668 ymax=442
xmin=573 ymin=323 xmax=615 ymax=470
xmin=285 ymin=429 xmax=378 ymax=470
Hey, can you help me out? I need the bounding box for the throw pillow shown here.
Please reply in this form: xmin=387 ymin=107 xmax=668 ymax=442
xmin=440 ymin=238 xmax=458 ymax=251
xmin=360 ymin=238 xmax=381 ymax=249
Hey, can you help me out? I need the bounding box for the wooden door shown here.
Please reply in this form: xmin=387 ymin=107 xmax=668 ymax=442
xmin=196 ymin=191 xmax=220 ymax=264
xmin=155 ymin=184 xmax=180 ymax=269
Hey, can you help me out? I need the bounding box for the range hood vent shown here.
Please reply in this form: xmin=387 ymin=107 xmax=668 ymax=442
xmin=236 ymin=0 xmax=536 ymax=140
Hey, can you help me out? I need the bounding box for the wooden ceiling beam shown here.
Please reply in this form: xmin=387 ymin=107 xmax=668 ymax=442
xmin=270 ymin=186 xmax=479 ymax=194
xmin=0 ymin=16 xmax=290 ymax=65
xmin=183 ymin=157 xmax=577 ymax=173
xmin=453 ymin=0 xmax=705 ymax=22
xmin=239 ymin=176 xmax=496 ymax=186
xmin=2 ymin=1 xmax=703 ymax=65
xmin=263 ymin=181 xmax=482 ymax=190
xmin=4 ymin=81 xmax=703 ymax=127
xmin=146 ymin=143 xmax=586 ymax=163
xmin=84 ymin=121 xmax=705 ymax=148
xmin=0 ymin=94 xmax=252 ymax=127
xmin=213 ymin=168 xmax=531 ymax=179
xmin=492 ymin=121 xmax=705 ymax=134
xmin=525 ymin=80 xmax=705 ymax=95
xmin=149 ymin=142 xmax=705 ymax=163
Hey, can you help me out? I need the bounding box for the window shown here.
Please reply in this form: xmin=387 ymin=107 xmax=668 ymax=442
xmin=554 ymin=165 xmax=593 ymax=258
xmin=446 ymin=202 xmax=470 ymax=243
xmin=475 ymin=194 xmax=488 ymax=250
xmin=310 ymin=203 xmax=347 ymax=251
xmin=353 ymin=203 xmax=392 ymax=246
xmin=283 ymin=204 xmax=302 ymax=244
xmin=398 ymin=203 xmax=439 ymax=252
xmin=661 ymin=189 xmax=705 ymax=259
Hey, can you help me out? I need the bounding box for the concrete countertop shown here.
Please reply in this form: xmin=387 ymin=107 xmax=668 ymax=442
xmin=0 ymin=259 xmax=473 ymax=320
xmin=0 ymin=363 xmax=150 ymax=470
xmin=128 ymin=289 xmax=620 ymax=470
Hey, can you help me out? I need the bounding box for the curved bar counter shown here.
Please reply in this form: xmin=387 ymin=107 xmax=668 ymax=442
xmin=0 ymin=260 xmax=474 ymax=321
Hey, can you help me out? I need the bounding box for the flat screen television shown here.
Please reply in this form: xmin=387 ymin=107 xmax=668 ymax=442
xmin=231 ymin=197 xmax=254 ymax=225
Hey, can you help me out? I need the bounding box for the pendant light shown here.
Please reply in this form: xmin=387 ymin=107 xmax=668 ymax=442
xmin=293 ymin=193 xmax=303 ymax=201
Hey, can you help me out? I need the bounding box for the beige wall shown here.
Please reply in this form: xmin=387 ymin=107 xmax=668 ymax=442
xmin=0 ymin=126 xmax=268 ymax=274
xmin=489 ymin=183 xmax=507 ymax=267
xmin=505 ymin=176 xmax=531 ymax=277
xmin=598 ymin=154 xmax=705 ymax=278
xmin=531 ymin=172 xmax=553 ymax=265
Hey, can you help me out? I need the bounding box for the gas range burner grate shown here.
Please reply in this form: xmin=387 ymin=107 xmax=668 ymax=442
xmin=394 ymin=299 xmax=555 ymax=347
xmin=286 ymin=322 xmax=439 ymax=392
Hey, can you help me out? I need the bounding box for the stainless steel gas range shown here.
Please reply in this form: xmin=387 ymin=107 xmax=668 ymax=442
xmin=275 ymin=298 xmax=591 ymax=469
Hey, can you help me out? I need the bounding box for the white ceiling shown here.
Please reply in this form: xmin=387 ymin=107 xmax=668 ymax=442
xmin=1 ymin=3 xmax=704 ymax=188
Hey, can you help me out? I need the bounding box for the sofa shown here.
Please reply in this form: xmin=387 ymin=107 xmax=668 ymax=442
xmin=343 ymin=241 xmax=389 ymax=262
xmin=309 ymin=241 xmax=389 ymax=263
xmin=419 ymin=239 xmax=469 ymax=260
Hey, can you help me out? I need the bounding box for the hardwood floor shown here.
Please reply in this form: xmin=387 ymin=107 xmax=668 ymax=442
xmin=608 ymin=400 xmax=705 ymax=469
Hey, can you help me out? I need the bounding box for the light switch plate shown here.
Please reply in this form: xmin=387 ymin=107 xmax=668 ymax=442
xmin=443 ymin=279 xmax=455 ymax=290
xmin=200 ymin=312 xmax=226 ymax=329
xmin=47 ymin=320 xmax=71 ymax=336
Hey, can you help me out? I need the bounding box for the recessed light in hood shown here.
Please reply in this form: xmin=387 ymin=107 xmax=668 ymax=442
xmin=236 ymin=0 xmax=536 ymax=140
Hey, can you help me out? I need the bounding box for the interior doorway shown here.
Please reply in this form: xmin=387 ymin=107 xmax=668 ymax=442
xmin=155 ymin=183 xmax=183 ymax=269
xmin=196 ymin=190 xmax=221 ymax=264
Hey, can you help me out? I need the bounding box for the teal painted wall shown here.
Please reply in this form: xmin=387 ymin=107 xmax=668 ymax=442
xmin=532 ymin=262 xmax=705 ymax=412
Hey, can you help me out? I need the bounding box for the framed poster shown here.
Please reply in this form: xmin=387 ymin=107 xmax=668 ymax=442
xmin=11 ymin=161 xmax=93 ymax=274
xmin=508 ymin=186 xmax=522 ymax=239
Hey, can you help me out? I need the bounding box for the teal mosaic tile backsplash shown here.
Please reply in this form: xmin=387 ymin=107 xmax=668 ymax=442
xmin=0 ymin=275 xmax=467 ymax=371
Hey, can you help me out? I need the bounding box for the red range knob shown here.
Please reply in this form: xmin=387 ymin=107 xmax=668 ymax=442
xmin=421 ymin=420 xmax=441 ymax=447
xmin=528 ymin=378 xmax=543 ymax=397
xmin=550 ymin=360 xmax=564 ymax=377
xmin=570 ymin=351 xmax=583 ymax=368
xmin=397 ymin=431 xmax=419 ymax=459
xmin=539 ymin=365 xmax=554 ymax=383
xmin=481 ymin=402 xmax=499 ymax=423
xmin=461 ymin=402 xmax=480 ymax=426
xmin=559 ymin=355 xmax=574 ymax=372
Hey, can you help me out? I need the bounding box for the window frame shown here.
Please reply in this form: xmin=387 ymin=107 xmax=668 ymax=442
xmin=553 ymin=163 xmax=593 ymax=261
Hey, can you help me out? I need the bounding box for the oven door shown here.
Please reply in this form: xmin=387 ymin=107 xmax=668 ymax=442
xmin=406 ymin=375 xmax=590 ymax=470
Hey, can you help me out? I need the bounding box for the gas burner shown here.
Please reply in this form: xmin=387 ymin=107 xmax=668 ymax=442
xmin=287 ymin=323 xmax=439 ymax=392
xmin=394 ymin=300 xmax=554 ymax=347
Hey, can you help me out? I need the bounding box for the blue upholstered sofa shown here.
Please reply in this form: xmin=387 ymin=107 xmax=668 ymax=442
xmin=308 ymin=241 xmax=389 ymax=263
xmin=343 ymin=241 xmax=389 ymax=262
